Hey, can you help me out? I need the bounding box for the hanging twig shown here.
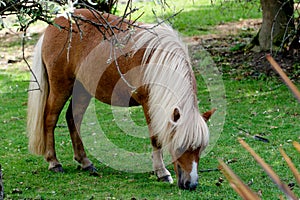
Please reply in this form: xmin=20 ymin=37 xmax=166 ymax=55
xmin=22 ymin=30 xmax=41 ymax=92
xmin=112 ymin=38 xmax=136 ymax=90
xmin=269 ymin=0 xmax=294 ymax=54
xmin=278 ymin=14 xmax=295 ymax=53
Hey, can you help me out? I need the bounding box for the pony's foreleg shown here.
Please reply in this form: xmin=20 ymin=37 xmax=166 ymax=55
xmin=66 ymin=81 xmax=96 ymax=172
xmin=143 ymin=102 xmax=173 ymax=184
xmin=151 ymin=136 xmax=174 ymax=184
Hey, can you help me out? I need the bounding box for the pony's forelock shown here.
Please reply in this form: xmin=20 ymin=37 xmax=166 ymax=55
xmin=133 ymin=24 xmax=209 ymax=153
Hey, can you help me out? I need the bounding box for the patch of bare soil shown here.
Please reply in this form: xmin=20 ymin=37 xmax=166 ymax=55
xmin=0 ymin=26 xmax=45 ymax=70
xmin=186 ymin=19 xmax=300 ymax=82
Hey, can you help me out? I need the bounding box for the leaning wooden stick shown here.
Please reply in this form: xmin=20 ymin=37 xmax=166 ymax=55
xmin=218 ymin=159 xmax=260 ymax=200
xmin=293 ymin=141 xmax=300 ymax=153
xmin=279 ymin=147 xmax=300 ymax=186
xmin=238 ymin=139 xmax=298 ymax=200
xmin=266 ymin=54 xmax=300 ymax=103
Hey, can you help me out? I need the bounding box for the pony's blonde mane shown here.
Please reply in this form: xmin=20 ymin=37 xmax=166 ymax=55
xmin=133 ymin=24 xmax=209 ymax=152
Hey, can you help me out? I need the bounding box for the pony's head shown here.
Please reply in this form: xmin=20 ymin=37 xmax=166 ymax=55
xmin=169 ymin=108 xmax=215 ymax=190
xmin=170 ymin=108 xmax=215 ymax=190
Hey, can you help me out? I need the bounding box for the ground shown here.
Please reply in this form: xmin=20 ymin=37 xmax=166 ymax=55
xmin=186 ymin=19 xmax=300 ymax=82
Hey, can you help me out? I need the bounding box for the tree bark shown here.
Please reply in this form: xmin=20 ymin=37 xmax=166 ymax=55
xmin=258 ymin=0 xmax=294 ymax=50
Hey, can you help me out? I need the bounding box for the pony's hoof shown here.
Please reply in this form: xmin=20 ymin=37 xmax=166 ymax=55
xmin=83 ymin=164 xmax=99 ymax=176
xmin=49 ymin=164 xmax=64 ymax=173
xmin=158 ymin=175 xmax=174 ymax=184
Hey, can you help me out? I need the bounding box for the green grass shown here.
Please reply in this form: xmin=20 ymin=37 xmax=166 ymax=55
xmin=116 ymin=0 xmax=262 ymax=35
xmin=0 ymin=1 xmax=299 ymax=199
xmin=1 ymin=45 xmax=299 ymax=199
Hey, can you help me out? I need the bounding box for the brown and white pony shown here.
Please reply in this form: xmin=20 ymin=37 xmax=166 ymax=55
xmin=27 ymin=9 xmax=214 ymax=190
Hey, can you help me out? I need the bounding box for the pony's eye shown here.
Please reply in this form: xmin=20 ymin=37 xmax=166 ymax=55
xmin=171 ymin=107 xmax=181 ymax=124
xmin=176 ymin=147 xmax=186 ymax=157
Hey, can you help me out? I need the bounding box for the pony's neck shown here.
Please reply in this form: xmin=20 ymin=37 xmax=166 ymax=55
xmin=132 ymin=24 xmax=209 ymax=151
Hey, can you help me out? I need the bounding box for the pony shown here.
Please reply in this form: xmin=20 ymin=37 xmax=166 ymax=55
xmin=27 ymin=9 xmax=214 ymax=190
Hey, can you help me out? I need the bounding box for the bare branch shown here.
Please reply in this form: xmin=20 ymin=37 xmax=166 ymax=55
xmin=20 ymin=31 xmax=41 ymax=92
xmin=1 ymin=0 xmax=183 ymax=92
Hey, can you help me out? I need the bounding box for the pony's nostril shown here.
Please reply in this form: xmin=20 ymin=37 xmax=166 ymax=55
xmin=178 ymin=181 xmax=198 ymax=190
xmin=185 ymin=181 xmax=191 ymax=189
xmin=178 ymin=182 xmax=189 ymax=190
xmin=189 ymin=181 xmax=198 ymax=190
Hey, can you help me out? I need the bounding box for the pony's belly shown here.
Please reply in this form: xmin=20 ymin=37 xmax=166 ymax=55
xmin=79 ymin=77 xmax=141 ymax=107
xmin=95 ymin=94 xmax=140 ymax=107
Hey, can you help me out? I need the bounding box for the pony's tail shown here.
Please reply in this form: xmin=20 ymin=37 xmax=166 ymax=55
xmin=27 ymin=34 xmax=48 ymax=155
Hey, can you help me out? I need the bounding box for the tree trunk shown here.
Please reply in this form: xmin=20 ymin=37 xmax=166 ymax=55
xmin=258 ymin=0 xmax=294 ymax=50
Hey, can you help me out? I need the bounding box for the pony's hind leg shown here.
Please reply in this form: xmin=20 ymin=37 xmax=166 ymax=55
xmin=44 ymin=89 xmax=72 ymax=172
xmin=66 ymin=81 xmax=96 ymax=173
xmin=151 ymin=136 xmax=174 ymax=184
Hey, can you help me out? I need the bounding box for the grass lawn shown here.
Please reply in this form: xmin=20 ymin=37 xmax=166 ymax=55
xmin=0 ymin=0 xmax=299 ymax=199
xmin=116 ymin=0 xmax=262 ymax=35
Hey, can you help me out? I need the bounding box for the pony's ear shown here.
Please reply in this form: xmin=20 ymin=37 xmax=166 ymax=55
xmin=171 ymin=107 xmax=181 ymax=123
xmin=202 ymin=108 xmax=216 ymax=122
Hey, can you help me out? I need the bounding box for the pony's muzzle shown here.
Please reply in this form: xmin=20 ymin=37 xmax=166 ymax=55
xmin=177 ymin=164 xmax=198 ymax=190
xmin=188 ymin=181 xmax=198 ymax=190
xmin=178 ymin=180 xmax=198 ymax=190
